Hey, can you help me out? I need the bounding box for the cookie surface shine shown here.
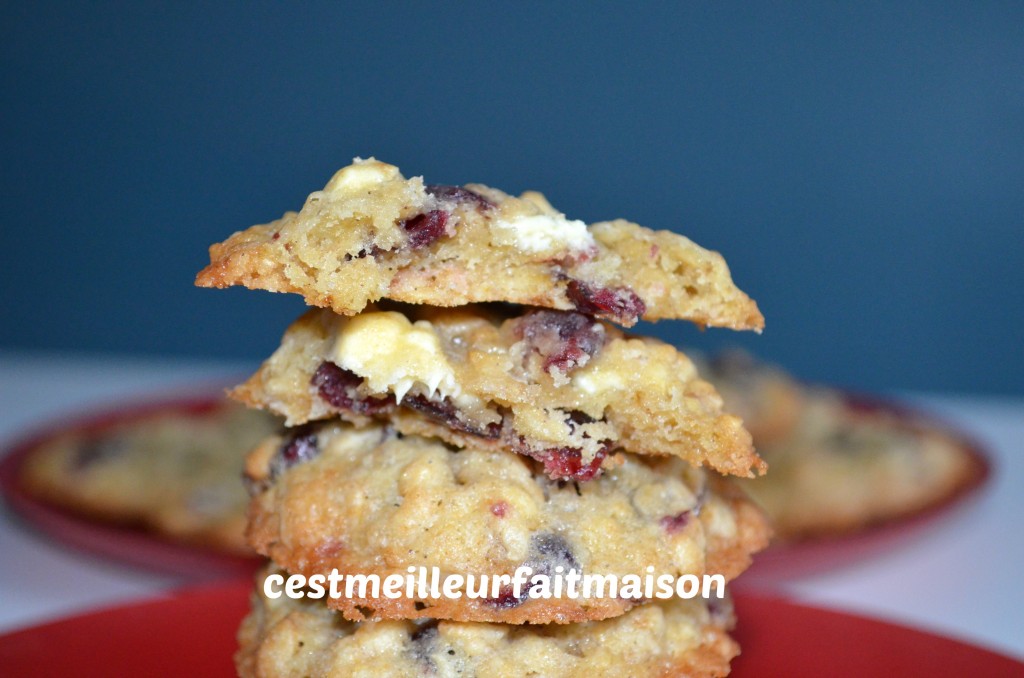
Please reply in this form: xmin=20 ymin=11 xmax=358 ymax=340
xmin=244 ymin=421 xmax=770 ymax=624
xmin=237 ymin=566 xmax=739 ymax=678
xmin=232 ymin=305 xmax=764 ymax=479
xmin=195 ymin=158 xmax=763 ymax=330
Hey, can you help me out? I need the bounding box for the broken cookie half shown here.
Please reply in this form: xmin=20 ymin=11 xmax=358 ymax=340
xmin=196 ymin=158 xmax=763 ymax=330
xmin=231 ymin=304 xmax=766 ymax=479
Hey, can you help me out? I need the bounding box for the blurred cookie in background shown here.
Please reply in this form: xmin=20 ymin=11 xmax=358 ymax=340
xmin=701 ymin=351 xmax=982 ymax=541
xmin=18 ymin=400 xmax=277 ymax=555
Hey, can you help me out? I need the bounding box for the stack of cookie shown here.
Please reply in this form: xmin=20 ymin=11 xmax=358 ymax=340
xmin=196 ymin=159 xmax=771 ymax=677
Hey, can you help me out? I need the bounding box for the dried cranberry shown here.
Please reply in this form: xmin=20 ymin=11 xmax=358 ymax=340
xmin=488 ymin=585 xmax=526 ymax=609
xmin=661 ymin=486 xmax=707 ymax=533
xmin=311 ymin=362 xmax=393 ymax=415
xmin=403 ymin=394 xmax=501 ymax=439
xmin=515 ymin=310 xmax=605 ymax=374
xmin=528 ymin=533 xmax=580 ymax=575
xmin=565 ymin=410 xmax=595 ymax=428
xmin=485 ymin=533 xmax=580 ymax=609
xmin=532 ymin=446 xmax=608 ymax=481
xmin=564 ymin=279 xmax=646 ymax=325
xmin=425 ymin=184 xmax=494 ymax=208
xmin=401 ymin=210 xmax=450 ymax=248
xmin=269 ymin=426 xmax=319 ymax=480
xmin=660 ymin=511 xmax=691 ymax=534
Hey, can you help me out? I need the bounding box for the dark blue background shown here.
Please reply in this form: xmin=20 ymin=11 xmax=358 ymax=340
xmin=3 ymin=2 xmax=1021 ymax=394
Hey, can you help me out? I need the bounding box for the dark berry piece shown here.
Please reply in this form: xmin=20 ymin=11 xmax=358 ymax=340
xmin=488 ymin=585 xmax=527 ymax=609
xmin=268 ymin=426 xmax=319 ymax=480
xmin=565 ymin=279 xmax=647 ymax=324
xmin=401 ymin=210 xmax=450 ymax=248
xmin=411 ymin=622 xmax=438 ymax=642
xmin=425 ymin=184 xmax=494 ymax=209
xmin=311 ymin=362 xmax=393 ymax=415
xmin=532 ymin=446 xmax=608 ymax=481
xmin=515 ymin=310 xmax=606 ymax=374
xmin=660 ymin=511 xmax=691 ymax=534
xmin=411 ymin=621 xmax=439 ymax=667
xmin=403 ymin=394 xmax=501 ymax=439
xmin=661 ymin=485 xmax=707 ymax=533
xmin=565 ymin=410 xmax=595 ymax=428
xmin=486 ymin=533 xmax=581 ymax=609
xmin=527 ymin=533 xmax=580 ymax=575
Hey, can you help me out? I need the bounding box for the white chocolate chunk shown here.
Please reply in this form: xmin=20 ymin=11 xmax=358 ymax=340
xmin=323 ymin=157 xmax=401 ymax=195
xmin=490 ymin=213 xmax=595 ymax=254
xmin=332 ymin=311 xmax=459 ymax=403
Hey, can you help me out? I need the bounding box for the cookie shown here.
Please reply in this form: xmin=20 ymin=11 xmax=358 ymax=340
xmin=19 ymin=402 xmax=278 ymax=553
xmin=243 ymin=421 xmax=771 ymax=624
xmin=232 ymin=305 xmax=765 ymax=480
xmin=236 ymin=566 xmax=739 ymax=678
xmin=195 ymin=158 xmax=763 ymax=330
xmin=738 ymin=390 xmax=980 ymax=540
xmin=696 ymin=350 xmax=806 ymax=447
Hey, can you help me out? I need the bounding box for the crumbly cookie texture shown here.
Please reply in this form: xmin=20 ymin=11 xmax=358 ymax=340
xmin=232 ymin=305 xmax=764 ymax=480
xmin=195 ymin=158 xmax=763 ymax=330
xmin=243 ymin=422 xmax=770 ymax=624
xmin=19 ymin=403 xmax=278 ymax=554
xmin=236 ymin=566 xmax=739 ymax=678
xmin=737 ymin=390 xmax=980 ymax=540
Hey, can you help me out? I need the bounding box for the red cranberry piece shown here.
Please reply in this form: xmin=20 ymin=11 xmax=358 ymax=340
xmin=403 ymin=394 xmax=501 ymax=439
xmin=311 ymin=362 xmax=393 ymax=415
xmin=565 ymin=279 xmax=646 ymax=324
xmin=515 ymin=310 xmax=606 ymax=374
xmin=401 ymin=210 xmax=450 ymax=249
xmin=269 ymin=426 xmax=319 ymax=480
xmin=490 ymin=501 xmax=509 ymax=518
xmin=660 ymin=511 xmax=691 ymax=534
xmin=488 ymin=585 xmax=527 ymax=609
xmin=534 ymin=446 xmax=607 ymax=481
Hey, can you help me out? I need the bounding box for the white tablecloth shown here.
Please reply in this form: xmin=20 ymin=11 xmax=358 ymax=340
xmin=1 ymin=351 xmax=1021 ymax=659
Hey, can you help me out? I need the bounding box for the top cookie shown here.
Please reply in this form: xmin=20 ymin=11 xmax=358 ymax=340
xmin=195 ymin=158 xmax=763 ymax=329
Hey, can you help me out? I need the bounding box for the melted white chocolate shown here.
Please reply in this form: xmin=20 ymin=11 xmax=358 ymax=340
xmin=332 ymin=312 xmax=459 ymax=403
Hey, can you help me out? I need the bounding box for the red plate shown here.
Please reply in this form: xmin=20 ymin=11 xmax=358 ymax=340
xmin=0 ymin=388 xmax=263 ymax=580
xmin=740 ymin=394 xmax=991 ymax=586
xmin=0 ymin=389 xmax=991 ymax=582
xmin=0 ymin=583 xmax=1019 ymax=677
